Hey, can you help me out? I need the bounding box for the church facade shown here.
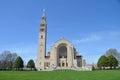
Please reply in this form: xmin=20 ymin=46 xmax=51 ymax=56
xmin=35 ymin=11 xmax=88 ymax=71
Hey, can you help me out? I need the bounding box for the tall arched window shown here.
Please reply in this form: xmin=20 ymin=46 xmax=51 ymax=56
xmin=59 ymin=46 xmax=67 ymax=58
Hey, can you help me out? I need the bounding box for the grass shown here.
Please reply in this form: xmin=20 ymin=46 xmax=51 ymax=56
xmin=0 ymin=70 xmax=120 ymax=80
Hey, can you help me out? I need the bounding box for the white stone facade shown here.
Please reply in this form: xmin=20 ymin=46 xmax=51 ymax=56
xmin=35 ymin=11 xmax=89 ymax=71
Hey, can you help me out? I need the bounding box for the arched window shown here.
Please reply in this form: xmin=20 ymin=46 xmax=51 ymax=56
xmin=59 ymin=46 xmax=67 ymax=58
xmin=41 ymin=35 xmax=43 ymax=39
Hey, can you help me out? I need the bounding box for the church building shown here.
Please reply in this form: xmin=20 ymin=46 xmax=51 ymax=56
xmin=35 ymin=11 xmax=88 ymax=71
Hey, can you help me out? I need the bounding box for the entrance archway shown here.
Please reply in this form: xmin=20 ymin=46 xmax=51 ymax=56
xmin=59 ymin=46 xmax=67 ymax=58
xmin=57 ymin=45 xmax=67 ymax=67
xmin=62 ymin=63 xmax=64 ymax=67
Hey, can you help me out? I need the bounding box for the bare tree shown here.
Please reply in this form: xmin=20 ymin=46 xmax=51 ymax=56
xmin=0 ymin=51 xmax=17 ymax=70
xmin=105 ymin=48 xmax=120 ymax=65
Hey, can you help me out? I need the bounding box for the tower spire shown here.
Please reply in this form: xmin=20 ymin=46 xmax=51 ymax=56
xmin=42 ymin=9 xmax=46 ymax=19
xmin=41 ymin=9 xmax=46 ymax=24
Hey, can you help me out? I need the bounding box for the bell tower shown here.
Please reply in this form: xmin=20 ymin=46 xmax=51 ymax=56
xmin=36 ymin=9 xmax=47 ymax=70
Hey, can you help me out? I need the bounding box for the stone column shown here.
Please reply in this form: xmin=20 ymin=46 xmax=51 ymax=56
xmin=54 ymin=47 xmax=57 ymax=67
xmin=60 ymin=61 xmax=62 ymax=67
xmin=67 ymin=46 xmax=72 ymax=67
xmin=71 ymin=47 xmax=74 ymax=67
xmin=65 ymin=61 xmax=66 ymax=67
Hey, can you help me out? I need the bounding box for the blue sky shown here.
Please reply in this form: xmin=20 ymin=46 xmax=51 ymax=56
xmin=0 ymin=0 xmax=120 ymax=64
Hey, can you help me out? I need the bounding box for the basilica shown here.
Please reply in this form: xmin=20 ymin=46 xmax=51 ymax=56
xmin=35 ymin=11 xmax=90 ymax=71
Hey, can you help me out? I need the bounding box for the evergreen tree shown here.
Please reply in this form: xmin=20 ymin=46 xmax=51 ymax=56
xmin=27 ymin=59 xmax=35 ymax=70
xmin=13 ymin=56 xmax=24 ymax=70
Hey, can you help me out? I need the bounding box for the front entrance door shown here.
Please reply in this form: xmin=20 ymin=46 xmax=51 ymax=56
xmin=62 ymin=63 xmax=64 ymax=67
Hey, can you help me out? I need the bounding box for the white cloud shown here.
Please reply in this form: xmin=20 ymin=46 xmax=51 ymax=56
xmin=72 ymin=30 xmax=120 ymax=44
xmin=72 ymin=34 xmax=102 ymax=44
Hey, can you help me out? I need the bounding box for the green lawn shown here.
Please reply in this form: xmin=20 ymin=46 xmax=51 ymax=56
xmin=0 ymin=70 xmax=120 ymax=80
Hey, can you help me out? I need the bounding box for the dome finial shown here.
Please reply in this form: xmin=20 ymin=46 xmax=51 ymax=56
xmin=43 ymin=9 xmax=46 ymax=13
xmin=42 ymin=9 xmax=46 ymax=18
